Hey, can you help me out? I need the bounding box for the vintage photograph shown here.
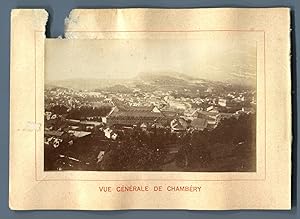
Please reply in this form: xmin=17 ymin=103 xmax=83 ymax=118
xmin=44 ymin=38 xmax=257 ymax=172
xmin=10 ymin=8 xmax=292 ymax=210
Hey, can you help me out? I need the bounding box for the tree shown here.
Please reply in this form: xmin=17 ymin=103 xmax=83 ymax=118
xmin=184 ymin=113 xmax=256 ymax=171
xmin=99 ymin=128 xmax=167 ymax=171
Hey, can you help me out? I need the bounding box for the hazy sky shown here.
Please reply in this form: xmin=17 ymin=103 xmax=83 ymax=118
xmin=45 ymin=38 xmax=256 ymax=82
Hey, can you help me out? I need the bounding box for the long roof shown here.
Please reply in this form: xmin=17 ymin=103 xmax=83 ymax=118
xmin=44 ymin=130 xmax=64 ymax=137
xmin=110 ymin=110 xmax=164 ymax=118
xmin=68 ymin=130 xmax=91 ymax=138
xmin=161 ymin=110 xmax=177 ymax=117
xmin=80 ymin=120 xmax=102 ymax=126
xmin=198 ymin=110 xmax=219 ymax=116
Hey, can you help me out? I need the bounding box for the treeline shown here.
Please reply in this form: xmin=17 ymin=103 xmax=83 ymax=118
xmin=177 ymin=113 xmax=256 ymax=171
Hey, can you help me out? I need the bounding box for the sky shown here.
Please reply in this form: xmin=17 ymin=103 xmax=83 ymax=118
xmin=45 ymin=36 xmax=257 ymax=83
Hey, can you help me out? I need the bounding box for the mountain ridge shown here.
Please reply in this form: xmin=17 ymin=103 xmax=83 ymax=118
xmin=45 ymin=71 xmax=255 ymax=91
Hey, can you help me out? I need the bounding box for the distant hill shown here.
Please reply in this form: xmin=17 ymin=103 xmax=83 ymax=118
xmin=45 ymin=71 xmax=255 ymax=92
xmin=103 ymin=84 xmax=133 ymax=93
xmin=45 ymin=78 xmax=129 ymax=90
xmin=138 ymin=71 xmax=198 ymax=82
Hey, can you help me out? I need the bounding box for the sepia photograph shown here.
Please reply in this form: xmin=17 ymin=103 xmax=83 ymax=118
xmin=44 ymin=38 xmax=257 ymax=172
xmin=9 ymin=8 xmax=292 ymax=210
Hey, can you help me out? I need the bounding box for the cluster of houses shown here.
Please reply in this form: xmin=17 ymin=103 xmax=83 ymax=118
xmin=105 ymin=100 xmax=249 ymax=133
xmin=44 ymin=95 xmax=255 ymax=150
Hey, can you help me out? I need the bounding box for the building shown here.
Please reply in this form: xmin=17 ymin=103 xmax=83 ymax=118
xmin=218 ymin=98 xmax=227 ymax=107
xmin=184 ymin=108 xmax=199 ymax=119
xmin=44 ymin=130 xmax=65 ymax=138
xmin=170 ymin=118 xmax=188 ymax=132
xmin=68 ymin=130 xmax=91 ymax=138
xmin=219 ymin=112 xmax=234 ymax=120
xmin=190 ymin=118 xmax=208 ymax=131
xmin=198 ymin=110 xmax=220 ymax=129
xmin=107 ymin=110 xmax=167 ymax=126
xmin=79 ymin=120 xmax=102 ymax=130
xmin=97 ymin=151 xmax=105 ymax=163
xmin=106 ymin=104 xmax=168 ymax=127
xmin=44 ymin=130 xmax=68 ymax=148
xmin=206 ymin=106 xmax=219 ymax=113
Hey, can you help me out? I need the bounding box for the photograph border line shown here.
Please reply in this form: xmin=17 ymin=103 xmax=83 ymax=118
xmin=36 ymin=29 xmax=266 ymax=182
